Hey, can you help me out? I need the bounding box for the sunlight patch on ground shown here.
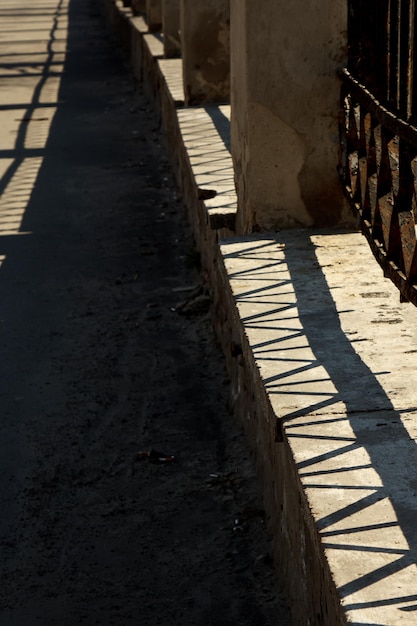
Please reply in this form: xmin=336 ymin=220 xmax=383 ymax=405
xmin=0 ymin=0 xmax=69 ymax=235
xmin=0 ymin=157 xmax=44 ymax=234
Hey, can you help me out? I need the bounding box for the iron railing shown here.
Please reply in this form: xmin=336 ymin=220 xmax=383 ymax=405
xmin=339 ymin=0 xmax=417 ymax=304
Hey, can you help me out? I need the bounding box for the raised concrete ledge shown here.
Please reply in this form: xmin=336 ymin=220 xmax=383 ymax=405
xmin=176 ymin=105 xmax=236 ymax=232
xmin=217 ymin=231 xmax=417 ymax=625
xmin=157 ymin=59 xmax=184 ymax=105
xmin=102 ymin=2 xmax=417 ymax=624
xmin=103 ymin=0 xmax=236 ymax=231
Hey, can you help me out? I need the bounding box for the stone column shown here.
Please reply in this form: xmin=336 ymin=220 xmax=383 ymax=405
xmin=162 ymin=0 xmax=181 ymax=57
xmin=231 ymin=0 xmax=349 ymax=233
xmin=146 ymin=0 xmax=162 ymax=31
xmin=180 ymin=0 xmax=230 ymax=105
xmin=131 ymin=0 xmax=146 ymax=14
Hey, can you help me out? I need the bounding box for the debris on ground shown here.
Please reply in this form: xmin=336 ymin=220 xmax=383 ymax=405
xmin=137 ymin=450 xmax=176 ymax=464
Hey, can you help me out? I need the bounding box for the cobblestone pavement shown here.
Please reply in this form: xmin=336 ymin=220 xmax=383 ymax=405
xmin=0 ymin=1 xmax=291 ymax=624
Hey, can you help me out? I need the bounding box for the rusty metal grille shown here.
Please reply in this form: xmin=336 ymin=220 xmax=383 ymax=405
xmin=339 ymin=0 xmax=417 ymax=303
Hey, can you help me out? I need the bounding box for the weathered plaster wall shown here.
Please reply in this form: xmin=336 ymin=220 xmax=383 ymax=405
xmin=180 ymin=0 xmax=230 ymax=105
xmin=146 ymin=0 xmax=162 ymax=30
xmin=231 ymin=0 xmax=351 ymax=232
xmin=162 ymin=0 xmax=180 ymax=57
xmin=131 ymin=0 xmax=145 ymax=14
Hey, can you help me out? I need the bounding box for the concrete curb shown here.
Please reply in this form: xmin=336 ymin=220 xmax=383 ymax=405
xmin=101 ymin=2 xmax=417 ymax=624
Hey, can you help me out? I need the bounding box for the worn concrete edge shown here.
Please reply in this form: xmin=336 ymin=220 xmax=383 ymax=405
xmin=97 ymin=2 xmax=397 ymax=625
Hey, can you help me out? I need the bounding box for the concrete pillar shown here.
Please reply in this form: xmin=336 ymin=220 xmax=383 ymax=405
xmin=162 ymin=0 xmax=180 ymax=58
xmin=146 ymin=0 xmax=162 ymax=31
xmin=131 ymin=0 xmax=146 ymax=13
xmin=180 ymin=0 xmax=230 ymax=105
xmin=230 ymin=0 xmax=349 ymax=233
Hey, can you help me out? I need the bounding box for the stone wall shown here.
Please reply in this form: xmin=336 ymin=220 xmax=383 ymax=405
xmin=128 ymin=0 xmax=351 ymax=232
xmin=180 ymin=0 xmax=230 ymax=105
xmin=230 ymin=0 xmax=350 ymax=232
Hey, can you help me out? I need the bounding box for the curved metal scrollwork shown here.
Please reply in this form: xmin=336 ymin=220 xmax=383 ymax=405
xmin=339 ymin=0 xmax=417 ymax=304
xmin=339 ymin=69 xmax=417 ymax=303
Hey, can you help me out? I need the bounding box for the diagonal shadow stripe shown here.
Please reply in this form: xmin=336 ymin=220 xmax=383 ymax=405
xmin=281 ymin=230 xmax=417 ymax=599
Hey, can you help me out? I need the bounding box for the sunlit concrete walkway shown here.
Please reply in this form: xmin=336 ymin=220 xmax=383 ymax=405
xmin=0 ymin=1 xmax=292 ymax=625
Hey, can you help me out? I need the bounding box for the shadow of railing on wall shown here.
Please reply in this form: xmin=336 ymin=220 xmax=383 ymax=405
xmin=222 ymin=230 xmax=417 ymax=624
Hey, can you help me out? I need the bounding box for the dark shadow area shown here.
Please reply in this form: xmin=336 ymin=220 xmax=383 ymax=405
xmin=205 ymin=103 xmax=231 ymax=152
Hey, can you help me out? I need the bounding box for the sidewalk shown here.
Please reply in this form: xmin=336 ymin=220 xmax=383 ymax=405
xmin=0 ymin=1 xmax=291 ymax=624
xmin=103 ymin=2 xmax=417 ymax=625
